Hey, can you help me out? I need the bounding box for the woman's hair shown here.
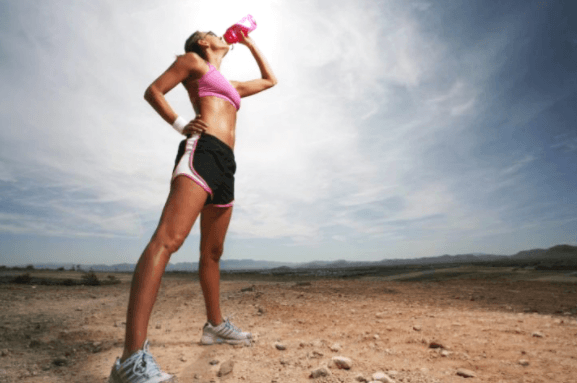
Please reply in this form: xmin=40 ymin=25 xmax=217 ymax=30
xmin=184 ymin=31 xmax=207 ymax=59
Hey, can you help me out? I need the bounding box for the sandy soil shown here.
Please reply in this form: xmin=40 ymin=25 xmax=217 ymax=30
xmin=1 ymin=267 xmax=577 ymax=383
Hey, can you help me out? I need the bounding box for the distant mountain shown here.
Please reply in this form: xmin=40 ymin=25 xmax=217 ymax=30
xmin=298 ymin=260 xmax=345 ymax=269
xmin=541 ymin=245 xmax=574 ymax=258
xmin=375 ymin=253 xmax=508 ymax=266
xmin=165 ymin=259 xmax=295 ymax=271
xmin=509 ymin=245 xmax=577 ymax=261
xmin=221 ymin=259 xmax=294 ymax=270
xmin=21 ymin=260 xmax=293 ymax=272
xmin=9 ymin=244 xmax=576 ymax=271
xmin=28 ymin=263 xmax=137 ymax=272
xmin=510 ymin=248 xmax=547 ymax=260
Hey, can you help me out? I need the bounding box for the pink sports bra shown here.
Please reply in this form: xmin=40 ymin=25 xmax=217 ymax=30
xmin=198 ymin=62 xmax=241 ymax=111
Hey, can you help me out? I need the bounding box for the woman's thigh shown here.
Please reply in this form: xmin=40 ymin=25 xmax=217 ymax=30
xmin=199 ymin=205 xmax=234 ymax=259
xmin=152 ymin=176 xmax=208 ymax=247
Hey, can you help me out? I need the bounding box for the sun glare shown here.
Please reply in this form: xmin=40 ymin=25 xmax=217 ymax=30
xmin=176 ymin=1 xmax=282 ymax=79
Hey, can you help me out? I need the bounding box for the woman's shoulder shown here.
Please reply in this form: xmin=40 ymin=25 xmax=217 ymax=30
xmin=175 ymin=52 xmax=206 ymax=70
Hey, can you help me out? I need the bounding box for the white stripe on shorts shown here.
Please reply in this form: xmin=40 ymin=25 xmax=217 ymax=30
xmin=172 ymin=134 xmax=213 ymax=197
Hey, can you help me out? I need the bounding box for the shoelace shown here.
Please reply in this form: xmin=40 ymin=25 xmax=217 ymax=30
xmin=224 ymin=321 xmax=239 ymax=334
xmin=131 ymin=348 xmax=163 ymax=378
xmin=224 ymin=318 xmax=243 ymax=334
xmin=226 ymin=319 xmax=253 ymax=340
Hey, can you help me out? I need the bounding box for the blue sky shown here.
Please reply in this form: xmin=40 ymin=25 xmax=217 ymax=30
xmin=1 ymin=0 xmax=576 ymax=266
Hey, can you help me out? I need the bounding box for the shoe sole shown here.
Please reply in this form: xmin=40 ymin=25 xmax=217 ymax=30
xmin=200 ymin=336 xmax=252 ymax=346
xmin=108 ymin=365 xmax=178 ymax=383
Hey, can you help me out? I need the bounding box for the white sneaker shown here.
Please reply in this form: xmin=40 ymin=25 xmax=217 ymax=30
xmin=108 ymin=340 xmax=176 ymax=383
xmin=200 ymin=318 xmax=252 ymax=346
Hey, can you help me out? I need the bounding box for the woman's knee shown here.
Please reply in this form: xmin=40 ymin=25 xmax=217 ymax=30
xmin=151 ymin=230 xmax=187 ymax=254
xmin=200 ymin=244 xmax=224 ymax=263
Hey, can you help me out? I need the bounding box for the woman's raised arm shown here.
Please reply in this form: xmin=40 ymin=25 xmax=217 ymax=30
xmin=231 ymin=34 xmax=277 ymax=98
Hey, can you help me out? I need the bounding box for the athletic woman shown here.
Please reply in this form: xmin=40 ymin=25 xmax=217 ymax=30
xmin=108 ymin=29 xmax=277 ymax=383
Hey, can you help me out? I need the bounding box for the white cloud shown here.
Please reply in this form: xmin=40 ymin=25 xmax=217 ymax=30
xmin=0 ymin=0 xmax=490 ymax=249
xmin=551 ymin=134 xmax=577 ymax=153
xmin=412 ymin=2 xmax=432 ymax=12
xmin=501 ymin=155 xmax=536 ymax=176
xmin=0 ymin=161 xmax=16 ymax=183
xmin=450 ymin=98 xmax=476 ymax=116
xmin=1 ymin=0 xmax=575 ymax=264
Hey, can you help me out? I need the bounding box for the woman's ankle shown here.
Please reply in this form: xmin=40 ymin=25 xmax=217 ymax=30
xmin=208 ymin=317 xmax=224 ymax=327
xmin=119 ymin=351 xmax=131 ymax=364
xmin=120 ymin=342 xmax=144 ymax=363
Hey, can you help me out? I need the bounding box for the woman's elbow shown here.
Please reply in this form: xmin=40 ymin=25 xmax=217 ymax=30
xmin=144 ymin=86 xmax=152 ymax=102
xmin=143 ymin=85 xmax=158 ymax=103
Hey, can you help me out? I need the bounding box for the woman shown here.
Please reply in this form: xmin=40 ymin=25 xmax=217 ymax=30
xmin=108 ymin=29 xmax=277 ymax=383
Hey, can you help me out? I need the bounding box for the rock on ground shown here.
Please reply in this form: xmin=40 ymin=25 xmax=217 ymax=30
xmin=330 ymin=343 xmax=342 ymax=352
xmin=310 ymin=366 xmax=331 ymax=379
xmin=217 ymin=360 xmax=234 ymax=377
xmin=372 ymin=371 xmax=394 ymax=382
xmin=331 ymin=356 xmax=353 ymax=370
xmin=428 ymin=340 xmax=448 ymax=349
xmin=456 ymin=368 xmax=476 ymax=378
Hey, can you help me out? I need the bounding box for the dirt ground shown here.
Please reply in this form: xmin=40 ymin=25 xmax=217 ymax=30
xmin=1 ymin=266 xmax=577 ymax=383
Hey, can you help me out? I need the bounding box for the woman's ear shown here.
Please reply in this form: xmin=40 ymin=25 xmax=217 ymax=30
xmin=197 ymin=38 xmax=209 ymax=50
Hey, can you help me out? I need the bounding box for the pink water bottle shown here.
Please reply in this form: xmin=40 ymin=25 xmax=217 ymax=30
xmin=224 ymin=14 xmax=257 ymax=44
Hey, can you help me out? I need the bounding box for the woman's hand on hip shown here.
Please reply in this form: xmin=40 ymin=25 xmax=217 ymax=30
xmin=183 ymin=115 xmax=209 ymax=136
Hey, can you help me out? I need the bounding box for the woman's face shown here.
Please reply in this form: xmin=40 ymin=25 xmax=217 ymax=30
xmin=202 ymin=31 xmax=229 ymax=50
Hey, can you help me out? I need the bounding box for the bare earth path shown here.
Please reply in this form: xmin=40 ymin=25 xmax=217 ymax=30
xmin=1 ymin=267 xmax=576 ymax=383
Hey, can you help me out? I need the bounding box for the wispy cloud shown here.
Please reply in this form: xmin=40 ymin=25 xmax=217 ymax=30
xmin=1 ymin=0 xmax=576 ymax=264
xmin=551 ymin=134 xmax=577 ymax=153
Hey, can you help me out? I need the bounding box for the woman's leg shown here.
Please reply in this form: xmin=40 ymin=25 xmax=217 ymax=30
xmin=121 ymin=177 xmax=207 ymax=361
xmin=198 ymin=205 xmax=234 ymax=326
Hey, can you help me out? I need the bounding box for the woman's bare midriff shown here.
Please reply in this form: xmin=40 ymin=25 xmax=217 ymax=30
xmin=183 ymin=79 xmax=237 ymax=150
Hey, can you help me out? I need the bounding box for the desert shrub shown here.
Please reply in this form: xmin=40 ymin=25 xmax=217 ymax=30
xmin=57 ymin=267 xmax=65 ymax=271
xmin=81 ymin=271 xmax=101 ymax=286
xmin=12 ymin=273 xmax=32 ymax=284
xmin=25 ymin=265 xmax=35 ymax=270
xmin=106 ymin=275 xmax=120 ymax=284
xmin=62 ymin=278 xmax=76 ymax=286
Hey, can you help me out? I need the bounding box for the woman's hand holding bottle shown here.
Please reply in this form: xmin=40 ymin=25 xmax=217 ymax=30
xmin=237 ymin=30 xmax=254 ymax=47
